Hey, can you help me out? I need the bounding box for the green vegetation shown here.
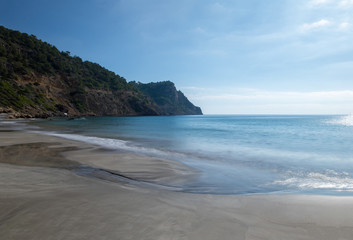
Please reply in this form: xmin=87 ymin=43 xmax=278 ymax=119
xmin=0 ymin=25 xmax=131 ymax=91
xmin=0 ymin=80 xmax=34 ymax=110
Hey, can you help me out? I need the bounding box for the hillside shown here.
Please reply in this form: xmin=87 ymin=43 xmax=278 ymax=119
xmin=0 ymin=26 xmax=202 ymax=118
xmin=132 ymin=81 xmax=202 ymax=115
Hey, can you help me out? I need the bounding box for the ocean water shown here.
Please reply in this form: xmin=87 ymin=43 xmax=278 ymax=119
xmin=14 ymin=115 xmax=353 ymax=195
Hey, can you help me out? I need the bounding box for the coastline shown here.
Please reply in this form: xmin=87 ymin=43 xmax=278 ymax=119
xmin=1 ymin=125 xmax=353 ymax=239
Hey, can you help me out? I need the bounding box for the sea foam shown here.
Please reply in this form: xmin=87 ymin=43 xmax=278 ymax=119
xmin=273 ymin=170 xmax=353 ymax=190
xmin=30 ymin=130 xmax=184 ymax=159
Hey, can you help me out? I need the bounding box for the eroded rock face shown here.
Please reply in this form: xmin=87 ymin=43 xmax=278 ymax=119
xmin=131 ymin=81 xmax=203 ymax=115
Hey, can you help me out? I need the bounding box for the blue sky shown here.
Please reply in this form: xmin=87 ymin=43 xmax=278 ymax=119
xmin=1 ymin=0 xmax=353 ymax=114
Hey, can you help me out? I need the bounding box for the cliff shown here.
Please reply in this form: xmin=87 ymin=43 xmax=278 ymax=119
xmin=132 ymin=81 xmax=202 ymax=115
xmin=0 ymin=26 xmax=202 ymax=118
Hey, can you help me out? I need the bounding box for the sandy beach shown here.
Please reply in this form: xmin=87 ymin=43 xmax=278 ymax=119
xmin=1 ymin=129 xmax=353 ymax=239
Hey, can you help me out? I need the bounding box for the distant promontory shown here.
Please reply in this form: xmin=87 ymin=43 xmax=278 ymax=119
xmin=0 ymin=26 xmax=202 ymax=118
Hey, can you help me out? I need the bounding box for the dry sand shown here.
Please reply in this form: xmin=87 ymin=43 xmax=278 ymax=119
xmin=1 ymin=129 xmax=353 ymax=239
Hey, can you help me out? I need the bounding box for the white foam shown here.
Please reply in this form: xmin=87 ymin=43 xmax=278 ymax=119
xmin=74 ymin=117 xmax=87 ymax=121
xmin=0 ymin=121 xmax=17 ymax=125
xmin=273 ymin=170 xmax=353 ymax=190
xmin=0 ymin=120 xmax=36 ymax=130
xmin=30 ymin=131 xmax=182 ymax=159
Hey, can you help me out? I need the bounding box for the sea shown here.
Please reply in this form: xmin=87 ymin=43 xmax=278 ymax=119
xmin=3 ymin=114 xmax=353 ymax=195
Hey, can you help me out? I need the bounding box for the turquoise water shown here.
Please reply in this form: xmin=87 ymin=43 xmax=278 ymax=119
xmin=25 ymin=115 xmax=353 ymax=195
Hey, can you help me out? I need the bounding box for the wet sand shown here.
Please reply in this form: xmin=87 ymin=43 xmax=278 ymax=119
xmin=1 ymin=130 xmax=353 ymax=239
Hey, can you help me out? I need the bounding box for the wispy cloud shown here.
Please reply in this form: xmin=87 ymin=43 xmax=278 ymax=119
xmin=192 ymin=89 xmax=353 ymax=103
xmin=207 ymin=2 xmax=233 ymax=15
xmin=308 ymin=0 xmax=353 ymax=8
xmin=309 ymin=0 xmax=332 ymax=7
xmin=300 ymin=19 xmax=332 ymax=32
xmin=338 ymin=21 xmax=351 ymax=30
xmin=299 ymin=19 xmax=352 ymax=34
xmin=339 ymin=0 xmax=353 ymax=8
xmin=183 ymin=88 xmax=353 ymax=114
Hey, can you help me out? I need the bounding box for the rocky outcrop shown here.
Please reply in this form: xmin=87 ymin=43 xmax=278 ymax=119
xmin=132 ymin=81 xmax=202 ymax=115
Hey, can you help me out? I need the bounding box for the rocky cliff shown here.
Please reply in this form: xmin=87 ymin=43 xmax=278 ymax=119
xmin=132 ymin=81 xmax=202 ymax=115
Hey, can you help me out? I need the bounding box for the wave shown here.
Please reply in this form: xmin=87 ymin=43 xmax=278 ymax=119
xmin=0 ymin=121 xmax=17 ymax=125
xmin=273 ymin=170 xmax=353 ymax=190
xmin=30 ymin=130 xmax=186 ymax=160
xmin=73 ymin=117 xmax=87 ymax=121
xmin=0 ymin=120 xmax=40 ymax=130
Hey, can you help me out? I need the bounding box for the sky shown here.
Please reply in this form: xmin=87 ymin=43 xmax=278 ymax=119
xmin=1 ymin=0 xmax=353 ymax=114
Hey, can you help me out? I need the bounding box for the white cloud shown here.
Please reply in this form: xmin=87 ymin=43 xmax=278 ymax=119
xmin=300 ymin=19 xmax=332 ymax=32
xmin=339 ymin=0 xmax=353 ymax=8
xmin=194 ymin=89 xmax=353 ymax=103
xmin=309 ymin=0 xmax=332 ymax=7
xmin=184 ymin=88 xmax=353 ymax=114
xmin=308 ymin=0 xmax=353 ymax=8
xmin=338 ymin=21 xmax=351 ymax=30
xmin=208 ymin=2 xmax=233 ymax=14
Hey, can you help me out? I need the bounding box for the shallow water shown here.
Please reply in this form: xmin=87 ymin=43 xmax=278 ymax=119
xmin=12 ymin=114 xmax=353 ymax=195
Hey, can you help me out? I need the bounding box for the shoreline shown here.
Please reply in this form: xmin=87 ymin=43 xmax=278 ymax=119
xmin=0 ymin=128 xmax=199 ymax=189
xmin=2 ymin=124 xmax=353 ymax=239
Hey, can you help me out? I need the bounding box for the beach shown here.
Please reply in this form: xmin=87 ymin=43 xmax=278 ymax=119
xmin=1 ymin=129 xmax=353 ymax=239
